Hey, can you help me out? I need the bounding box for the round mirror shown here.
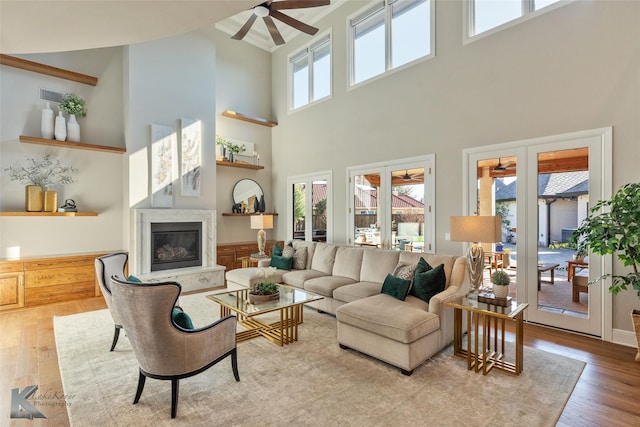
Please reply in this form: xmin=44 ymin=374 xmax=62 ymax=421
xmin=232 ymin=179 xmax=264 ymax=210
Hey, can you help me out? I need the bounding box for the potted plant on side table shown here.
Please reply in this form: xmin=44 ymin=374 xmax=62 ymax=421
xmin=491 ymin=270 xmax=511 ymax=299
xmin=249 ymin=267 xmax=280 ymax=304
xmin=572 ymin=182 xmax=640 ymax=362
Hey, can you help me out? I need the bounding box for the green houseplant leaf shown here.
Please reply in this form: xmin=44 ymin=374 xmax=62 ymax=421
xmin=573 ymin=183 xmax=640 ymax=297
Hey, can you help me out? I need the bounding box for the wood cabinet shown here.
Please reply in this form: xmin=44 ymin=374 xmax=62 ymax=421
xmin=217 ymin=240 xmax=283 ymax=273
xmin=0 ymin=252 xmax=114 ymax=310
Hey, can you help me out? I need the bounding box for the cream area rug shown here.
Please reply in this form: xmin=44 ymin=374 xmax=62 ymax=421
xmin=54 ymin=292 xmax=584 ymax=426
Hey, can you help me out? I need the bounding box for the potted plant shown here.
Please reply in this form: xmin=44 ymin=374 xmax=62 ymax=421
xmin=216 ymin=134 xmax=230 ymax=160
xmin=4 ymin=153 xmax=78 ymax=212
xmin=226 ymin=141 xmax=246 ymax=163
xmin=572 ymin=182 xmax=640 ymax=362
xmin=490 ymin=270 xmax=511 ymax=299
xmin=59 ymin=93 xmax=87 ymax=142
xmin=249 ymin=267 xmax=280 ymax=303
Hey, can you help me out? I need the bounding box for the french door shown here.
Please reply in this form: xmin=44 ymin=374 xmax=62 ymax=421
xmin=287 ymin=171 xmax=333 ymax=242
xmin=465 ymin=128 xmax=612 ymax=337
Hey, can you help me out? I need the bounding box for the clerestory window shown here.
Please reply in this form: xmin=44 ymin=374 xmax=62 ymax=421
xmin=289 ymin=32 xmax=332 ymax=111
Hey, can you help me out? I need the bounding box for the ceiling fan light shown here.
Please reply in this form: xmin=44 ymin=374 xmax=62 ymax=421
xmin=254 ymin=5 xmax=269 ymax=17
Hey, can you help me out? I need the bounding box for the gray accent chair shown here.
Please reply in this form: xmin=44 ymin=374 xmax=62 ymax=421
xmin=95 ymin=252 xmax=128 ymax=351
xmin=109 ymin=277 xmax=239 ymax=418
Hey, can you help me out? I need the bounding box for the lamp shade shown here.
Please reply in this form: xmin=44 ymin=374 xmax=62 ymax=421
xmin=250 ymin=214 xmax=273 ymax=230
xmin=449 ymin=216 xmax=501 ymax=243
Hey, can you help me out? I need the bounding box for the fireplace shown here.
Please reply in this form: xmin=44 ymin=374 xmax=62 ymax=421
xmin=150 ymin=222 xmax=202 ymax=271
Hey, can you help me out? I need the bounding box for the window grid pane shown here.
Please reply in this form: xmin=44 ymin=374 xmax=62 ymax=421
xmin=312 ymin=43 xmax=331 ymax=101
xmin=353 ymin=7 xmax=386 ymax=84
xmin=391 ymin=0 xmax=430 ymax=69
xmin=473 ymin=0 xmax=522 ymax=35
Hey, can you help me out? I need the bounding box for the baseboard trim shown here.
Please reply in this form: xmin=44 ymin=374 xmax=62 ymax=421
xmin=612 ymin=328 xmax=637 ymax=348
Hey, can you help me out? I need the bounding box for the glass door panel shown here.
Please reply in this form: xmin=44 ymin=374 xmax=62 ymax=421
xmin=292 ymin=182 xmax=306 ymax=240
xmin=390 ymin=167 xmax=425 ymax=252
xmin=352 ymin=172 xmax=382 ymax=247
xmin=311 ymin=180 xmax=328 ymax=242
xmin=536 ymin=148 xmax=590 ymax=318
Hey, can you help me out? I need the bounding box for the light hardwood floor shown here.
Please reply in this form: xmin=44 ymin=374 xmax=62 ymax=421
xmin=1 ymin=298 xmax=639 ymax=426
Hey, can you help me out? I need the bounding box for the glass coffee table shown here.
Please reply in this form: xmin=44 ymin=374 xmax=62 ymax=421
xmin=206 ymin=284 xmax=323 ymax=346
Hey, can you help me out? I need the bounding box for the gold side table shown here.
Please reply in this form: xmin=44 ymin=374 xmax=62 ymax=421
xmin=446 ymin=296 xmax=528 ymax=375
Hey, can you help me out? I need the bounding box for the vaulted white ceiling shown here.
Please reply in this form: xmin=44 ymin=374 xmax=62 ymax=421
xmin=1 ymin=0 xmax=346 ymax=54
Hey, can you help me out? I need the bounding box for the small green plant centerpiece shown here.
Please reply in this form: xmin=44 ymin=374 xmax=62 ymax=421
xmin=216 ymin=134 xmax=245 ymax=162
xmin=572 ymin=182 xmax=640 ymax=361
xmin=490 ymin=270 xmax=511 ymax=299
xmin=59 ymin=93 xmax=87 ymax=117
xmin=249 ymin=267 xmax=280 ymax=304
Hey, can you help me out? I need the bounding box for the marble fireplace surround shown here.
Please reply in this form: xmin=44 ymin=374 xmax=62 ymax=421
xmin=132 ymin=209 xmax=224 ymax=292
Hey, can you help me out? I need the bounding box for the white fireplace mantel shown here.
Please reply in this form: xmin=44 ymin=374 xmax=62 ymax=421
xmin=132 ymin=209 xmax=224 ymax=292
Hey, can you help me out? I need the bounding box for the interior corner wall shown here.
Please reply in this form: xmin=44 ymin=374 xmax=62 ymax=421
xmin=269 ymin=0 xmax=640 ymax=331
xmin=0 ymin=47 xmax=125 ymax=258
xmin=213 ymin=29 xmax=274 ymax=244
xmin=123 ymin=30 xmax=218 ymax=253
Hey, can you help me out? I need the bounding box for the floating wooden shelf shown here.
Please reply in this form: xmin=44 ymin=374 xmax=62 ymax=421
xmin=221 ymin=110 xmax=277 ymax=127
xmin=19 ymin=136 xmax=126 ymax=154
xmin=216 ymin=160 xmax=264 ymax=170
xmin=0 ymin=54 xmax=98 ymax=86
xmin=0 ymin=212 xmax=98 ymax=217
xmin=222 ymin=213 xmax=279 ymax=217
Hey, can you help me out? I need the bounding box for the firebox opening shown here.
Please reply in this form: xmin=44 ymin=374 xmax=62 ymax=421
xmin=151 ymin=222 xmax=202 ymax=272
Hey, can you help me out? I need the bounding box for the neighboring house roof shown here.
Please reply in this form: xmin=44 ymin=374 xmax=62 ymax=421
xmin=496 ymin=171 xmax=589 ymax=202
xmin=354 ymin=186 xmax=424 ymax=209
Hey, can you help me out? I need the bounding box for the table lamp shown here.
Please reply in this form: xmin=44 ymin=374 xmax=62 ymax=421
xmin=251 ymin=214 xmax=274 ymax=256
xmin=450 ymin=216 xmax=501 ymax=297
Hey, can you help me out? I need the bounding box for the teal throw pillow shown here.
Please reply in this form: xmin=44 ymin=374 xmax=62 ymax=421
xmin=127 ymin=275 xmax=142 ymax=283
xmin=172 ymin=308 xmax=194 ymax=330
xmin=381 ymin=273 xmax=412 ymax=301
xmin=273 ymin=243 xmax=283 ymax=256
xmin=270 ymin=254 xmax=293 ymax=271
xmin=415 ymin=257 xmax=432 ymax=274
xmin=410 ymin=263 xmax=446 ymax=303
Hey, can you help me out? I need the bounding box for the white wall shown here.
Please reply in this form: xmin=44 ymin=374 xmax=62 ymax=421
xmin=0 ymin=47 xmax=125 ymax=257
xmin=270 ymin=1 xmax=640 ymax=331
xmin=213 ymin=29 xmax=274 ymax=244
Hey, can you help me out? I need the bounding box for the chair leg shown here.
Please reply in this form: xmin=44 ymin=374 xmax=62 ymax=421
xmin=171 ymin=379 xmax=179 ymax=418
xmin=231 ymin=348 xmax=240 ymax=382
xmin=133 ymin=371 xmax=146 ymax=404
xmin=110 ymin=326 xmax=121 ymax=351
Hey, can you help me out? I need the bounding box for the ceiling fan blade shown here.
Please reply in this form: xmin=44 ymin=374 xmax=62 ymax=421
xmin=263 ymin=15 xmax=285 ymax=45
xmin=231 ymin=13 xmax=258 ymax=40
xmin=270 ymin=10 xmax=318 ymax=35
xmin=270 ymin=0 xmax=330 ymax=11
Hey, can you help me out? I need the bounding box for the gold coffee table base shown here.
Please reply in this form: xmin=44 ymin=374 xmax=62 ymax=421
xmin=220 ymin=303 xmax=305 ymax=346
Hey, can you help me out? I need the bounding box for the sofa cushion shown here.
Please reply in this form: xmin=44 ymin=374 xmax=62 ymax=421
xmin=270 ymin=255 xmax=293 ymax=271
xmin=292 ymin=246 xmax=308 ymax=270
xmin=332 ymin=246 xmax=364 ymax=281
xmin=381 ymin=274 xmax=411 ymax=301
xmin=333 ymin=281 xmax=382 ymax=303
xmin=291 ymin=240 xmax=316 ymax=269
xmin=304 ymin=275 xmax=357 ymax=297
xmin=282 ymin=269 xmax=327 ymax=288
xmin=282 ymin=245 xmax=295 ymax=258
xmin=392 ymin=262 xmax=417 ymax=289
xmin=399 ymin=252 xmax=458 ymax=288
xmin=336 ymin=294 xmax=438 ymax=344
xmin=310 ymin=243 xmax=338 ymax=275
xmin=272 ymin=243 xmax=283 ymax=256
xmin=410 ymin=263 xmax=446 ymax=303
xmin=359 ymin=249 xmax=400 ymax=284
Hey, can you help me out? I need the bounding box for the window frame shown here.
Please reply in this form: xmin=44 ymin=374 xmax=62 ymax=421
xmin=347 ymin=0 xmax=435 ymax=90
xmin=288 ymin=30 xmax=333 ymax=113
xmin=464 ymin=0 xmax=572 ymax=43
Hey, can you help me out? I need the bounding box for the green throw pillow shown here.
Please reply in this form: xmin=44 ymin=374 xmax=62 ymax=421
xmin=172 ymin=308 xmax=194 ymax=330
xmin=381 ymin=273 xmax=412 ymax=301
xmin=270 ymin=255 xmax=293 ymax=271
xmin=415 ymin=257 xmax=432 ymax=274
xmin=273 ymin=243 xmax=283 ymax=256
xmin=127 ymin=275 xmax=142 ymax=283
xmin=410 ymin=263 xmax=446 ymax=303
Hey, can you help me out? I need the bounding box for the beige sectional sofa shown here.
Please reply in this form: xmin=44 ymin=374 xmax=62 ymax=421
xmin=225 ymin=241 xmax=469 ymax=375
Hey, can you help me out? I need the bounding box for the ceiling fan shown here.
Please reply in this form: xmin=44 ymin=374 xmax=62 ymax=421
xmin=401 ymin=170 xmax=422 ymax=181
xmin=232 ymin=0 xmax=330 ymax=46
xmin=493 ymin=158 xmax=516 ymax=172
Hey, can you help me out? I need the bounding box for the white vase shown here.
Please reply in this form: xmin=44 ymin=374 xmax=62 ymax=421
xmin=493 ymin=284 xmax=509 ymax=299
xmin=40 ymin=102 xmax=54 ymax=139
xmin=67 ymin=114 xmax=80 ymax=142
xmin=54 ymin=111 xmax=67 ymax=141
